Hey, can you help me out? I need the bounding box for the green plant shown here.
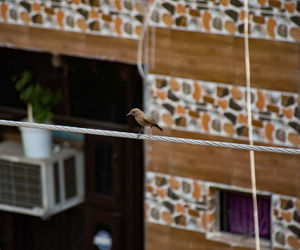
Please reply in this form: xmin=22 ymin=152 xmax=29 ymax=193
xmin=12 ymin=69 xmax=63 ymax=123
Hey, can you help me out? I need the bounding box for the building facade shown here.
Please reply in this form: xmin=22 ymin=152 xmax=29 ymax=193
xmin=0 ymin=0 xmax=300 ymax=249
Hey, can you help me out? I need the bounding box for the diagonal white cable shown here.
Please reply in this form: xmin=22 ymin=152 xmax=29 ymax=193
xmin=244 ymin=0 xmax=260 ymax=249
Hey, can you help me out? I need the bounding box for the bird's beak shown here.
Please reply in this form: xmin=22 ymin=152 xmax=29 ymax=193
xmin=126 ymin=112 xmax=131 ymax=116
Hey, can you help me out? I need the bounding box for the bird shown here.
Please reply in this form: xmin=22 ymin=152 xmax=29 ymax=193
xmin=126 ymin=108 xmax=163 ymax=138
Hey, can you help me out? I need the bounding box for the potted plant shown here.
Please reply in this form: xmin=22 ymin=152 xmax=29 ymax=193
xmin=12 ymin=69 xmax=63 ymax=158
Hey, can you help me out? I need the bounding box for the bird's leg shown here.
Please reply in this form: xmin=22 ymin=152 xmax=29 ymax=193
xmin=137 ymin=127 xmax=144 ymax=138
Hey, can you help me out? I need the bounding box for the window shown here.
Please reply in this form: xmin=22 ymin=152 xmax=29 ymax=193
xmin=219 ymin=190 xmax=271 ymax=240
xmin=0 ymin=47 xmax=143 ymax=126
xmin=94 ymin=141 xmax=113 ymax=195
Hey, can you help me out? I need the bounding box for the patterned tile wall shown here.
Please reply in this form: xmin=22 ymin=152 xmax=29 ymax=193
xmin=149 ymin=0 xmax=300 ymax=42
xmin=145 ymin=171 xmax=216 ymax=232
xmin=271 ymin=195 xmax=300 ymax=249
xmin=146 ymin=171 xmax=300 ymax=249
xmin=147 ymin=74 xmax=300 ymax=148
xmin=0 ymin=0 xmax=300 ymax=42
xmin=0 ymin=0 xmax=145 ymax=39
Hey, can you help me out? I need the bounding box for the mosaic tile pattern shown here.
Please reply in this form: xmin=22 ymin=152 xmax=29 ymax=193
xmin=146 ymin=171 xmax=300 ymax=249
xmin=0 ymin=0 xmax=145 ymax=39
xmin=147 ymin=74 xmax=300 ymax=148
xmin=1 ymin=0 xmax=299 ymax=42
xmin=149 ymin=0 xmax=300 ymax=42
xmin=145 ymin=171 xmax=216 ymax=232
xmin=272 ymin=195 xmax=300 ymax=249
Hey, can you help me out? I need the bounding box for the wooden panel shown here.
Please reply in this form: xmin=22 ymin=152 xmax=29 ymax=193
xmin=147 ymin=129 xmax=300 ymax=197
xmin=146 ymin=223 xmax=253 ymax=250
xmin=150 ymin=28 xmax=235 ymax=83
xmin=150 ymin=28 xmax=300 ymax=93
xmin=1 ymin=24 xmax=299 ymax=93
xmin=0 ymin=23 xmax=30 ymax=48
xmin=147 ymin=27 xmax=172 ymax=75
xmin=233 ymin=37 xmax=300 ymax=92
xmin=0 ymin=23 xmax=138 ymax=63
xmin=170 ymin=30 xmax=235 ymax=84
xmin=29 ymin=27 xmax=86 ymax=55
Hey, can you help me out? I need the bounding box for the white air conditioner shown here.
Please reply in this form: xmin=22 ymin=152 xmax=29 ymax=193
xmin=0 ymin=141 xmax=84 ymax=219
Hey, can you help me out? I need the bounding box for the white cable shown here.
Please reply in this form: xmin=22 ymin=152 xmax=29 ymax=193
xmin=0 ymin=119 xmax=299 ymax=155
xmin=137 ymin=0 xmax=159 ymax=79
xmin=244 ymin=1 xmax=260 ymax=249
xmin=151 ymin=26 xmax=156 ymax=71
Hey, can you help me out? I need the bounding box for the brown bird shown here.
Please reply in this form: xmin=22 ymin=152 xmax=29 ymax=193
xmin=126 ymin=108 xmax=163 ymax=137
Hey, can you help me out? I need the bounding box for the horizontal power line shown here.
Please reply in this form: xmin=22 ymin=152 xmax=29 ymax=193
xmin=0 ymin=119 xmax=299 ymax=155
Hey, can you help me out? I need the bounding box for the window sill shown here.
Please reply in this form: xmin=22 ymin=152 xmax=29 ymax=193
xmin=206 ymin=232 xmax=271 ymax=250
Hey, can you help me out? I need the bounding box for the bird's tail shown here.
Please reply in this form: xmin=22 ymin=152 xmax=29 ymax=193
xmin=154 ymin=124 xmax=163 ymax=131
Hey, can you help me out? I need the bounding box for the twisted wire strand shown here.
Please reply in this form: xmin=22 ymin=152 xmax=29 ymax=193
xmin=0 ymin=119 xmax=299 ymax=155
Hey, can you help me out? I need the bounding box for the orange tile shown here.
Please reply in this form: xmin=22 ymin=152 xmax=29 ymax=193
xmin=157 ymin=90 xmax=166 ymax=100
xmin=20 ymin=12 xmax=30 ymax=24
xmin=162 ymin=13 xmax=173 ymax=27
xmin=115 ymin=16 xmax=122 ymax=36
xmin=193 ymin=82 xmax=201 ymax=101
xmin=176 ymin=105 xmax=186 ymax=115
xmin=156 ymin=188 xmax=166 ymax=198
xmin=192 ymin=181 xmax=201 ymax=200
xmin=224 ymin=123 xmax=235 ymax=136
xmin=290 ymin=27 xmax=300 ymax=41
xmin=135 ymin=25 xmax=143 ymax=37
xmin=202 ymin=12 xmax=211 ymax=31
xmin=231 ymin=87 xmax=243 ymax=100
xmin=33 ymin=2 xmax=41 ymax=11
xmin=169 ymin=78 xmax=180 ymax=91
xmin=201 ymin=113 xmax=210 ymax=132
xmin=90 ymin=8 xmax=99 ymax=19
xmin=176 ymin=3 xmax=186 ymax=14
xmin=282 ymin=108 xmax=293 ymax=119
xmin=284 ymin=2 xmax=295 ymax=13
xmin=265 ymin=122 xmax=274 ymax=142
xmin=176 ymin=203 xmax=185 ymax=213
xmin=169 ymin=176 xmax=180 ymax=190
xmin=238 ymin=114 xmax=247 ymax=124
xmin=1 ymin=3 xmax=8 ymax=21
xmin=281 ymin=211 xmax=292 ymax=222
xmin=218 ymin=99 xmax=227 ymax=110
xmin=267 ymin=18 xmax=276 ymax=38
xmin=77 ymin=18 xmax=87 ymax=31
xmin=220 ymin=0 xmax=229 ymax=6
xmin=256 ymin=90 xmax=265 ymax=110
xmin=57 ymin=9 xmax=64 ymax=29
xmin=201 ymin=212 xmax=207 ymax=230
xmin=162 ymin=113 xmax=173 ymax=127
xmin=162 ymin=211 xmax=172 ymax=225
xmin=288 ymin=132 xmax=300 ymax=146
xmin=224 ymin=20 xmax=236 ymax=34
xmin=115 ymin=0 xmax=122 ymax=11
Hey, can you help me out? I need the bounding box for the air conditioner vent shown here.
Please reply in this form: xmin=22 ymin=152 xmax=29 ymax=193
xmin=0 ymin=141 xmax=84 ymax=219
xmin=0 ymin=160 xmax=42 ymax=208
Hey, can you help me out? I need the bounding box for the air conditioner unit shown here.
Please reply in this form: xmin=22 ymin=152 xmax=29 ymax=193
xmin=0 ymin=141 xmax=84 ymax=219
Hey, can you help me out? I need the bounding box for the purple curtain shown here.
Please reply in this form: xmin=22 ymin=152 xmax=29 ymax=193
xmin=227 ymin=192 xmax=270 ymax=239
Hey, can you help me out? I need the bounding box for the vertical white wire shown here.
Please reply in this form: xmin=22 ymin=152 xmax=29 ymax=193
xmin=142 ymin=2 xmax=150 ymax=249
xmin=244 ymin=1 xmax=260 ymax=249
xmin=137 ymin=0 xmax=159 ymax=79
xmin=151 ymin=26 xmax=156 ymax=71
